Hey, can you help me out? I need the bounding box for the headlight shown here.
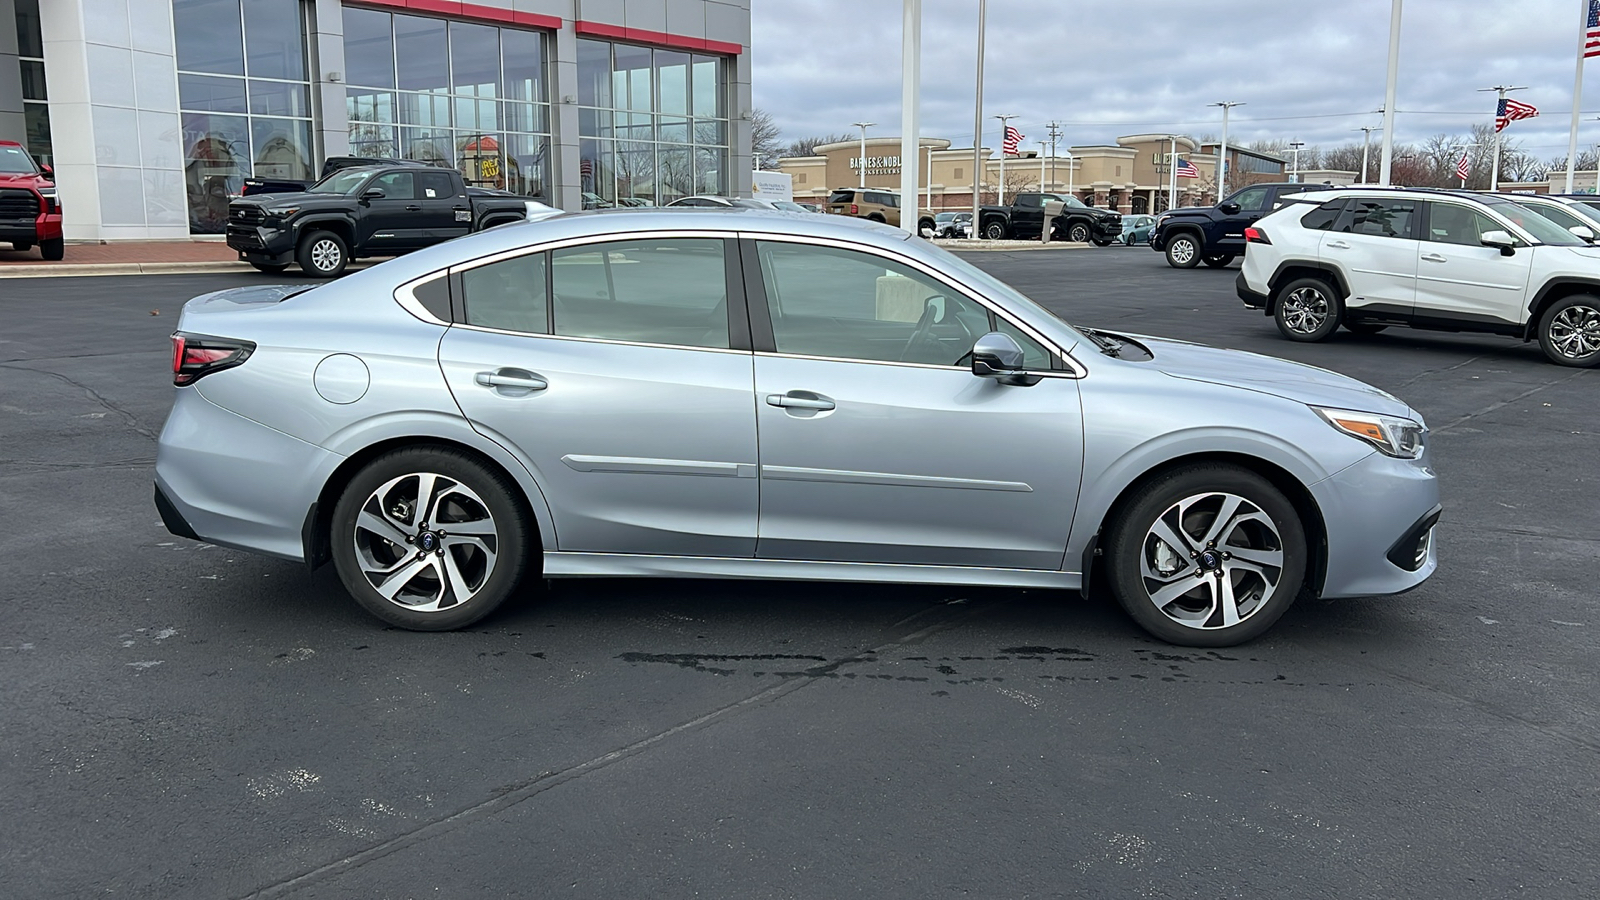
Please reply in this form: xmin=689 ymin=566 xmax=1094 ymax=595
xmin=37 ymin=187 xmax=56 ymax=198
xmin=265 ymin=206 xmax=301 ymax=218
xmin=1313 ymin=407 xmax=1426 ymax=459
xmin=1156 ymin=214 xmax=1169 ymax=227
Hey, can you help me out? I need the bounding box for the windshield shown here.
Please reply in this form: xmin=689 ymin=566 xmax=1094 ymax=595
xmin=772 ymin=201 xmax=808 ymax=212
xmin=1059 ymin=195 xmax=1089 ymax=209
xmin=1570 ymin=198 xmax=1600 ymax=219
xmin=935 ymin=212 xmax=956 ymax=222
xmin=0 ymin=143 xmax=39 ymax=175
xmin=307 ymin=169 xmax=373 ymax=195
xmin=1482 ymin=197 xmax=1586 ymax=245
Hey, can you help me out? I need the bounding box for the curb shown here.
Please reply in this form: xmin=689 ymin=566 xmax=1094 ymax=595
xmin=0 ymin=261 xmax=255 ymax=278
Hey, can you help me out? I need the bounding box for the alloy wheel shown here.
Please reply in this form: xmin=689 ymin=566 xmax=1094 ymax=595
xmin=1169 ymin=238 xmax=1196 ymax=265
xmin=311 ymin=238 xmax=342 ymax=273
xmin=353 ymin=472 xmax=498 ymax=612
xmin=1548 ymin=303 xmax=1600 ymax=359
xmin=1280 ymin=286 xmax=1330 ymax=334
xmin=1139 ymin=492 xmax=1284 ymax=631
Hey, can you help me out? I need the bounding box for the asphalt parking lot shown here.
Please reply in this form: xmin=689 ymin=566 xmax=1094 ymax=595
xmin=2 ymin=246 xmax=1596 ymax=898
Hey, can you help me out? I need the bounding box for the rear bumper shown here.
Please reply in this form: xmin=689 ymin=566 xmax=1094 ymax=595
xmin=1236 ymin=272 xmax=1269 ymax=308
xmin=1310 ymin=448 xmax=1441 ymax=599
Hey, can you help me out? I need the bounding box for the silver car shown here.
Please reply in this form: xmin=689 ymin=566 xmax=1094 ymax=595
xmin=155 ymin=209 xmax=1440 ymax=646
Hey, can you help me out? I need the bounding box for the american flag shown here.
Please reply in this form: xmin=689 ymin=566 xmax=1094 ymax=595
xmin=1176 ymin=158 xmax=1199 ymax=178
xmin=1456 ymin=151 xmax=1470 ymax=181
xmin=1586 ymin=0 xmax=1600 ymax=59
xmin=1002 ymin=125 xmax=1024 ymax=156
xmin=1496 ymin=97 xmax=1538 ymax=132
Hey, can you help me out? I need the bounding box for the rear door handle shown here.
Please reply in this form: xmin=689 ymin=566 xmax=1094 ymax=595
xmin=1325 ymin=240 xmax=1351 ymax=249
xmin=1421 ymin=253 xmax=1448 ymax=263
xmin=475 ymin=371 xmax=547 ymax=391
xmin=766 ymin=393 xmax=835 ymax=410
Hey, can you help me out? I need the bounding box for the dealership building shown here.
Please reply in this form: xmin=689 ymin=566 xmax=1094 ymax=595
xmin=0 ymin=0 xmax=751 ymax=241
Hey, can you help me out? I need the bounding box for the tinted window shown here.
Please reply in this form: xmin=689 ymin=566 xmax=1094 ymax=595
xmin=416 ymin=171 xmax=455 ymax=199
xmin=828 ymin=190 xmax=855 ymax=204
xmin=463 ymin=253 xmax=548 ymax=333
xmin=1300 ymin=199 xmax=1346 ymax=231
xmin=1427 ymin=203 xmax=1501 ymax=246
xmin=551 ymin=239 xmax=728 ymax=348
xmin=1336 ymin=199 xmax=1415 ymax=238
xmin=756 ymin=242 xmax=994 ymax=367
xmin=413 ymin=273 xmax=452 ymax=321
xmin=372 ymin=171 xmax=415 ymax=200
xmin=1228 ymin=187 xmax=1269 ymax=211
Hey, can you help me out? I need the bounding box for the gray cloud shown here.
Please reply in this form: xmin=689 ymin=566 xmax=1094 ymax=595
xmin=752 ymin=0 xmax=1600 ymax=161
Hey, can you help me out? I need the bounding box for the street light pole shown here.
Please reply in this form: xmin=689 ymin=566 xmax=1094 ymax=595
xmin=1288 ymin=140 xmax=1305 ymax=182
xmin=1209 ymin=100 xmax=1243 ymax=202
xmin=1038 ymin=141 xmax=1047 ymax=190
xmin=993 ymin=113 xmax=1017 ymax=205
xmin=1378 ymin=0 xmax=1403 ymax=185
xmin=970 ymin=0 xmax=986 ymax=231
xmin=1356 ymin=126 xmax=1377 ymax=182
xmin=1167 ymin=136 xmax=1177 ymax=211
xmin=898 ymin=0 xmax=920 ymax=234
xmin=853 ymin=121 xmax=874 ymax=189
xmin=1066 ymin=147 xmax=1074 ymax=197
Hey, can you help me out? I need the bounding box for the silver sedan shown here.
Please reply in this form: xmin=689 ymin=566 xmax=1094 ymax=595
xmin=155 ymin=209 xmax=1440 ymax=646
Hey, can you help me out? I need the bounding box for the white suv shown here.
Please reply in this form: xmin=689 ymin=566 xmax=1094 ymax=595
xmin=1236 ymin=189 xmax=1600 ymax=367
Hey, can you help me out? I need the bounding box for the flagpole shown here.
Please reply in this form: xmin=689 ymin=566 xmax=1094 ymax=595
xmin=994 ymin=114 xmax=1016 ymax=206
xmin=1167 ymin=136 xmax=1177 ymax=211
xmin=970 ymin=0 xmax=985 ymax=234
xmin=1567 ymin=0 xmax=1588 ymax=193
xmin=1378 ymin=0 xmax=1402 ymax=185
xmin=899 ymin=0 xmax=921 ymax=235
xmin=1482 ymin=84 xmax=1527 ymax=191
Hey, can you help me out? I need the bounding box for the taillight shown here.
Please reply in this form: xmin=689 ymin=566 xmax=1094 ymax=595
xmin=171 ymin=332 xmax=255 ymax=386
xmin=1245 ymin=226 xmax=1271 ymax=244
xmin=851 ymin=203 xmax=859 ymax=215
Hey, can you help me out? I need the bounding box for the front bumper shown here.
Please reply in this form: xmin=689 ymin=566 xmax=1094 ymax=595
xmin=1310 ymin=448 xmax=1441 ymax=599
xmin=1091 ymin=219 xmax=1122 ymax=239
xmin=226 ymin=222 xmax=295 ymax=260
xmin=1236 ymin=272 xmax=1269 ymax=308
xmin=0 ymin=213 xmax=60 ymax=244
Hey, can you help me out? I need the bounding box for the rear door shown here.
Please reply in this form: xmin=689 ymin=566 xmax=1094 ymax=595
xmin=438 ymin=235 xmax=759 ymax=557
xmin=1011 ymin=193 xmax=1044 ymax=236
xmin=415 ymin=170 xmax=471 ymax=242
xmin=1413 ymin=201 xmax=1533 ymax=327
xmin=1322 ymin=196 xmax=1420 ymax=316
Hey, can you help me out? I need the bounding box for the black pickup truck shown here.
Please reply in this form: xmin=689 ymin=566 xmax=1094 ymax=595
xmin=1149 ymin=182 xmax=1329 ymax=269
xmin=226 ymin=165 xmax=543 ymax=277
xmin=977 ymin=192 xmax=1121 ymax=245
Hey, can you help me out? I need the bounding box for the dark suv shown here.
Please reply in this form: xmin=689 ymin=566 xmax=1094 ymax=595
xmin=1150 ymin=182 xmax=1334 ymax=269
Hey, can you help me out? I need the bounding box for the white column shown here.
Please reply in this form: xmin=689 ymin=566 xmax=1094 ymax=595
xmin=1491 ymin=88 xmax=1505 ymax=191
xmin=1378 ymin=0 xmax=1403 ymax=185
xmin=1566 ymin=0 xmax=1588 ymax=193
xmin=309 ymin=0 xmax=348 ymax=163
xmin=550 ymin=21 xmax=581 ymax=210
xmin=898 ymin=0 xmax=920 ymax=234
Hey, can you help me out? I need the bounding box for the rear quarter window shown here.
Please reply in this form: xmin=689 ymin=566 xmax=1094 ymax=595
xmin=1300 ymin=199 xmax=1347 ymax=231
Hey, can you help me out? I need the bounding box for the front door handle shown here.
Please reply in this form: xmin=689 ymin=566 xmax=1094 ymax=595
xmin=475 ymin=371 xmax=548 ymax=391
xmin=405 ymin=204 xmax=423 ymax=211
xmin=1325 ymin=240 xmax=1351 ymax=249
xmin=766 ymin=393 xmax=835 ymax=411
xmin=1421 ymin=253 xmax=1448 ymax=263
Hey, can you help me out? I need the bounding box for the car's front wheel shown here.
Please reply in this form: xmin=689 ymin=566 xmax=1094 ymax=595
xmin=330 ymin=447 xmax=535 ymax=631
xmin=297 ymin=230 xmax=348 ymax=278
xmin=983 ymin=221 xmax=1007 ymax=240
xmin=1203 ymin=254 xmax=1235 ymax=268
xmin=1537 ymin=294 xmax=1600 ymax=367
xmin=1105 ymin=465 xmax=1306 ymax=647
xmin=1164 ymin=234 xmax=1201 ymax=268
xmin=1092 ymin=237 xmax=1114 ymax=247
xmin=1068 ymin=222 xmax=1091 ymax=243
xmin=1273 ymin=277 xmax=1341 ymax=342
xmin=39 ymin=238 xmax=64 ymax=261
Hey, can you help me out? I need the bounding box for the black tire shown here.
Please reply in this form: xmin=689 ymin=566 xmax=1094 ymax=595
xmin=297 ymin=229 xmax=348 ymax=278
xmin=1105 ymin=464 xmax=1306 ymax=647
xmin=1203 ymin=254 xmax=1235 ymax=268
xmin=1536 ymin=294 xmax=1600 ymax=367
xmin=1164 ymin=233 xmax=1201 ymax=268
xmin=12 ymin=241 xmax=32 ymax=252
xmin=1092 ymin=237 xmax=1114 ymax=247
xmin=39 ymin=238 xmax=64 ymax=261
xmin=1342 ymin=320 xmax=1388 ymax=335
xmin=1068 ymin=222 xmax=1091 ymax=243
xmin=1272 ymin=276 xmax=1342 ymax=342
xmin=330 ymin=446 xmax=535 ymax=631
xmin=250 ymin=262 xmax=289 ymax=274
xmin=983 ymin=220 xmax=1007 ymax=240
xmin=868 ymin=214 xmax=886 ymax=223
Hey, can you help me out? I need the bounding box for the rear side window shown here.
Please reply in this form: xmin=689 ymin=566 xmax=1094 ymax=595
xmin=1300 ymin=199 xmax=1346 ymax=231
xmin=416 ymin=171 xmax=455 ymax=199
xmin=551 ymin=239 xmax=729 ymax=349
xmin=1335 ymin=199 xmax=1416 ymax=239
xmin=828 ymin=190 xmax=855 ymax=204
xmin=462 ymin=253 xmax=549 ymax=334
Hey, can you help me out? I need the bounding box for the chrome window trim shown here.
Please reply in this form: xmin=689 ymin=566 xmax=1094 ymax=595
xmin=449 ymin=322 xmax=751 ymax=355
xmin=736 ymin=229 xmax=1088 ymax=379
xmin=394 ymin=271 xmax=451 ymax=326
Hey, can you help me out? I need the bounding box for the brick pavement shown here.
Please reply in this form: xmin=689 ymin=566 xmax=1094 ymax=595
xmin=0 ymin=240 xmax=241 ymax=267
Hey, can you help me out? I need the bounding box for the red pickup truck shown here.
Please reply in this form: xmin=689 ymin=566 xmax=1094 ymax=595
xmin=0 ymin=140 xmax=63 ymax=260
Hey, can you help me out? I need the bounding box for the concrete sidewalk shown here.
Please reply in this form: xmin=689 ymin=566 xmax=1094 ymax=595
xmin=0 ymin=240 xmax=252 ymax=277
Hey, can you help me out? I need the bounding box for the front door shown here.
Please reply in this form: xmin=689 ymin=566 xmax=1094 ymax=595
xmin=359 ymin=171 xmax=427 ymax=251
xmin=438 ymin=236 xmax=759 ymax=557
xmin=746 ymin=239 xmax=1083 ymax=569
xmin=1413 ymin=201 xmax=1533 ymax=327
xmin=1215 ymin=185 xmax=1271 ymax=256
xmin=1322 ymin=196 xmax=1421 ymax=316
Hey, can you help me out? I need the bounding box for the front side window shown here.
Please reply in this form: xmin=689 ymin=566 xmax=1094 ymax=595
xmin=551 ymin=239 xmax=729 ymax=349
xmin=756 ymin=242 xmax=1027 ymax=368
xmin=1425 ymin=203 xmax=1498 ymax=246
xmin=1228 ymin=187 xmax=1269 ymax=211
xmin=372 ymin=172 xmax=415 ymax=200
xmin=463 ymin=253 xmax=548 ymax=333
xmin=1337 ymin=199 xmax=1416 ymax=239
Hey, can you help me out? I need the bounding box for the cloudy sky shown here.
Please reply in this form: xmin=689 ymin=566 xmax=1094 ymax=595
xmin=751 ymin=0 xmax=1600 ymax=161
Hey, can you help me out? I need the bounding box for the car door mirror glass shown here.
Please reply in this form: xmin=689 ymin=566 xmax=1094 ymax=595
xmin=1479 ymin=229 xmax=1516 ymax=255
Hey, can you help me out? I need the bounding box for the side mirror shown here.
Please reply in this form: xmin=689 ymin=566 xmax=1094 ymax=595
xmin=1569 ymin=224 xmax=1596 ymax=242
xmin=1480 ymin=229 xmax=1516 ymax=255
xmin=971 ymin=332 xmax=1039 ymax=386
xmin=39 ymin=163 xmax=53 ymax=179
xmin=1219 ymin=202 xmax=1241 ymax=214
xmin=361 ymin=188 xmax=386 ymax=201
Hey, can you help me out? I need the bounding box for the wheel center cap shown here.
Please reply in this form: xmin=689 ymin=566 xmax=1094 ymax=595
xmin=417 ymin=531 xmax=439 ymax=552
xmin=1199 ymin=550 xmax=1221 ymax=570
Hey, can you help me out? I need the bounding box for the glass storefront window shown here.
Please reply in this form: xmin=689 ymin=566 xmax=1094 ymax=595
xmin=16 ymin=0 xmax=51 ymax=165
xmin=342 ymin=8 xmax=552 ymax=196
xmin=176 ymin=0 xmax=311 ymax=232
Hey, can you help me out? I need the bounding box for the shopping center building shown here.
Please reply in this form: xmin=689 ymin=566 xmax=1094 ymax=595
xmin=0 ymin=0 xmax=751 ymax=241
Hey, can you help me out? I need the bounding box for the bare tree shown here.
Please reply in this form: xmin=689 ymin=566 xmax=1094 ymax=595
xmin=750 ymin=108 xmax=783 ymax=169
xmin=781 ymin=132 xmax=853 ymax=159
xmin=1320 ymin=143 xmax=1366 ymax=176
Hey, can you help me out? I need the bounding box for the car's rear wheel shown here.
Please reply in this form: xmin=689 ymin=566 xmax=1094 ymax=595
xmin=1106 ymin=465 xmax=1306 ymax=647
xmin=1273 ymin=277 xmax=1341 ymax=342
xmin=331 ymin=447 xmax=534 ymax=631
xmin=983 ymin=221 xmax=1006 ymax=240
xmin=1343 ymin=320 xmax=1388 ymax=335
xmin=1537 ymin=295 xmax=1600 ymax=367
xmin=1164 ymin=234 xmax=1201 ymax=268
xmin=297 ymin=230 xmax=348 ymax=278
xmin=1203 ymin=254 xmax=1235 ymax=268
xmin=40 ymin=238 xmax=64 ymax=261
